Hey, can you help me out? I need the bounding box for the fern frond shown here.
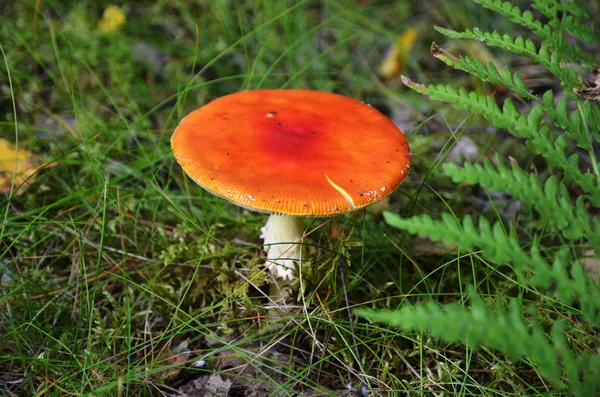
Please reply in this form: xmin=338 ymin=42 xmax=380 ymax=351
xmin=356 ymin=294 xmax=600 ymax=395
xmin=562 ymin=15 xmax=598 ymax=44
xmin=442 ymin=159 xmax=600 ymax=245
xmin=431 ymin=44 xmax=594 ymax=150
xmin=471 ymin=0 xmax=594 ymax=66
xmin=383 ymin=211 xmax=530 ymax=266
xmin=401 ymin=77 xmax=600 ymax=205
xmin=387 ymin=2 xmax=600 ymax=394
xmin=435 ymin=27 xmax=582 ymax=96
xmin=530 ymin=247 xmax=600 ymax=326
xmin=540 ymin=0 xmax=591 ymax=18
xmin=541 ymin=91 xmax=594 ymax=150
xmin=472 ymin=0 xmax=549 ymax=39
xmin=583 ymin=100 xmax=600 ymax=145
xmin=384 ymin=210 xmax=600 ymax=326
xmin=532 ymin=0 xmax=598 ymax=42
xmin=431 ymin=43 xmax=534 ymax=100
xmin=440 ymin=61 xmax=591 ymax=149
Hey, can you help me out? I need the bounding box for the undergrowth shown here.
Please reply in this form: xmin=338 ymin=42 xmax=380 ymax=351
xmin=358 ymin=0 xmax=600 ymax=395
xmin=2 ymin=0 xmax=599 ymax=396
xmin=1 ymin=1 xmax=428 ymax=395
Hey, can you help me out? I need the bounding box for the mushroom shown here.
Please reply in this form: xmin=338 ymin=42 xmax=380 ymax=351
xmin=171 ymin=89 xmax=411 ymax=290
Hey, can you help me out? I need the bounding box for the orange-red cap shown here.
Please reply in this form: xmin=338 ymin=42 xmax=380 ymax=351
xmin=171 ymin=89 xmax=411 ymax=216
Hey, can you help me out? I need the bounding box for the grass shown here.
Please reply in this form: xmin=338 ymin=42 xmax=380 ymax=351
xmin=1 ymin=0 xmax=597 ymax=395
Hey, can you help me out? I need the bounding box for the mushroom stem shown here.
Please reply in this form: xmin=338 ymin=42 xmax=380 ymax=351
xmin=260 ymin=214 xmax=303 ymax=281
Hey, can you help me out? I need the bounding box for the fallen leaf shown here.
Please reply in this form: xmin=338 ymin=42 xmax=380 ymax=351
xmin=205 ymin=374 xmax=233 ymax=395
xmin=98 ymin=5 xmax=126 ymax=33
xmin=150 ymin=339 xmax=194 ymax=383
xmin=574 ymin=66 xmax=600 ymax=100
xmin=0 ymin=139 xmax=51 ymax=195
xmin=379 ymin=26 xmax=419 ymax=80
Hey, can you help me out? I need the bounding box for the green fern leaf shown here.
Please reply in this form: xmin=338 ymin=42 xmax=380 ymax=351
xmin=391 ymin=2 xmax=600 ymax=395
xmin=565 ymin=0 xmax=594 ymax=18
xmin=431 ymin=43 xmax=534 ymax=100
xmin=540 ymin=91 xmax=591 ymax=150
xmin=533 ymin=0 xmax=598 ymax=42
xmin=442 ymin=159 xmax=600 ymax=244
xmin=384 ymin=211 xmax=600 ymax=326
xmin=537 ymin=0 xmax=592 ymax=18
xmin=435 ymin=27 xmax=582 ymax=96
xmin=383 ymin=211 xmax=530 ymax=267
xmin=529 ymin=248 xmax=600 ymax=326
xmin=356 ymin=293 xmax=600 ymax=394
xmin=583 ymin=100 xmax=600 ymax=145
xmin=472 ymin=0 xmax=594 ymax=66
xmin=562 ymin=15 xmax=599 ymax=43
xmin=401 ymin=77 xmax=600 ymax=205
xmin=472 ymin=0 xmax=549 ymax=38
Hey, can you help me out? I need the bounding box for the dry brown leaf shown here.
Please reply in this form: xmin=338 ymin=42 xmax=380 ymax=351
xmin=152 ymin=340 xmax=194 ymax=382
xmin=574 ymin=66 xmax=600 ymax=100
xmin=0 ymin=139 xmax=51 ymax=195
xmin=400 ymin=75 xmax=427 ymax=90
xmin=431 ymin=42 xmax=460 ymax=63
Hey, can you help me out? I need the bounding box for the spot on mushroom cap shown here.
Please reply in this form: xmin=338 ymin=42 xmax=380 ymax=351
xmin=171 ymin=89 xmax=411 ymax=216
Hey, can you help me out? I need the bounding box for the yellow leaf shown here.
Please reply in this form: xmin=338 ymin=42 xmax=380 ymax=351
xmin=0 ymin=139 xmax=50 ymax=195
xmin=379 ymin=26 xmax=419 ymax=80
xmin=98 ymin=5 xmax=126 ymax=33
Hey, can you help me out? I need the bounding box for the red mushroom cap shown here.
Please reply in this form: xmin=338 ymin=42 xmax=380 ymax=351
xmin=171 ymin=89 xmax=411 ymax=216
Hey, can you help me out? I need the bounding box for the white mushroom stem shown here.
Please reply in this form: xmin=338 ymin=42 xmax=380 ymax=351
xmin=260 ymin=214 xmax=304 ymax=281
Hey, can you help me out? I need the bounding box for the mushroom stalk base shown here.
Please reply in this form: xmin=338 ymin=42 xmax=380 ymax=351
xmin=269 ymin=277 xmax=295 ymax=305
xmin=260 ymin=214 xmax=304 ymax=281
